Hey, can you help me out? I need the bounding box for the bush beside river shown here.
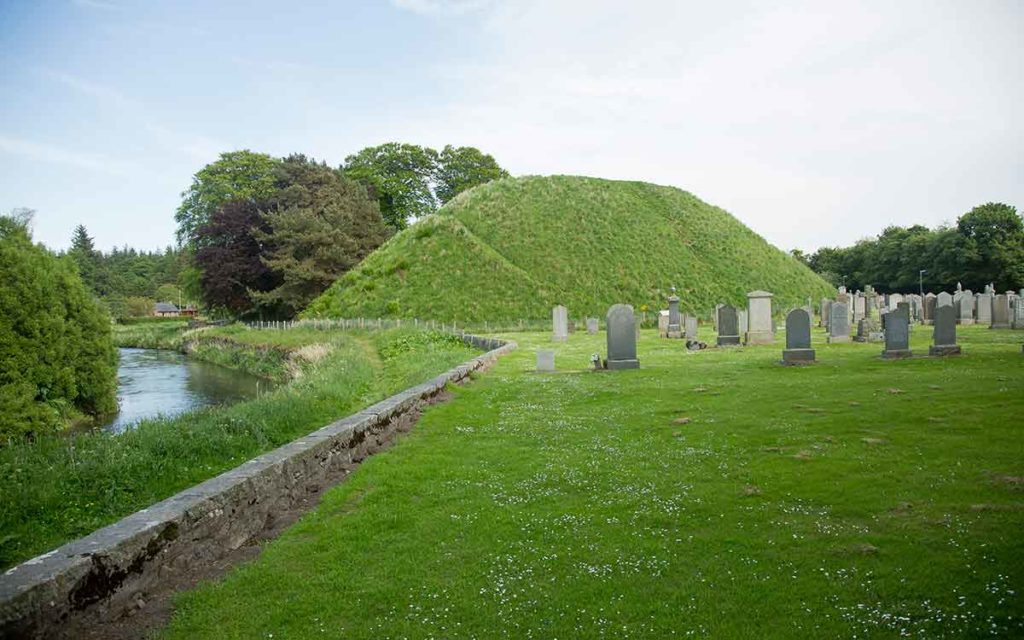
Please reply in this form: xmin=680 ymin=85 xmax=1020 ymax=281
xmin=0 ymin=214 xmax=118 ymax=442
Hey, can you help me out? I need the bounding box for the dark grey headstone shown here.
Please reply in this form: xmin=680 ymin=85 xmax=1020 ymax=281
xmin=882 ymin=305 xmax=911 ymax=358
xmin=667 ymin=295 xmax=682 ymax=338
xmin=929 ymin=305 xmax=960 ymax=356
xmin=783 ymin=309 xmax=815 ymax=364
xmin=922 ymin=293 xmax=936 ymax=325
xmin=716 ymin=304 xmax=740 ymax=346
xmin=828 ymin=302 xmax=850 ymax=343
xmin=605 ymin=304 xmax=639 ymax=369
xmin=785 ymin=308 xmax=812 ymax=349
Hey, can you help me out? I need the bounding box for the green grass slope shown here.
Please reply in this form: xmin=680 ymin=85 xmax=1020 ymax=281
xmin=305 ymin=175 xmax=833 ymax=321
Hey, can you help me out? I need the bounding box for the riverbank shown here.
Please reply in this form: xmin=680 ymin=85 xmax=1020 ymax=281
xmin=0 ymin=327 xmax=478 ymax=570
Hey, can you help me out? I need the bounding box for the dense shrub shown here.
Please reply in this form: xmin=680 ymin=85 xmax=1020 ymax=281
xmin=0 ymin=214 xmax=118 ymax=440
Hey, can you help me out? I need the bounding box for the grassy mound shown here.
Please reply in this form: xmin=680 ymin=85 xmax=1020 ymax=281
xmin=305 ymin=175 xmax=833 ymax=321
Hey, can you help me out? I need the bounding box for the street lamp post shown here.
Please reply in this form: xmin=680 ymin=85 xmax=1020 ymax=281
xmin=919 ymin=269 xmax=927 ymax=297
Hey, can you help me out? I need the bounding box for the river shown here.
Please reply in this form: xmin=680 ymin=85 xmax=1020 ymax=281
xmin=100 ymin=348 xmax=273 ymax=433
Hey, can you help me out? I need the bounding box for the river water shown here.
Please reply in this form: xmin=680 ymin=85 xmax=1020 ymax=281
xmin=100 ymin=348 xmax=272 ymax=433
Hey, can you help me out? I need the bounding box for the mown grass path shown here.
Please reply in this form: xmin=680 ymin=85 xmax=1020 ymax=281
xmin=165 ymin=325 xmax=1024 ymax=639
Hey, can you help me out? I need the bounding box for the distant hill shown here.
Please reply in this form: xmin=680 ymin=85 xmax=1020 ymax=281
xmin=304 ymin=175 xmax=833 ymax=321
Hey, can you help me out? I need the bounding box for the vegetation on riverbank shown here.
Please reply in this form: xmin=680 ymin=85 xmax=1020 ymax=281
xmin=166 ymin=326 xmax=1023 ymax=639
xmin=0 ymin=328 xmax=478 ymax=570
xmin=1 ymin=213 xmax=118 ymax=441
xmin=112 ymin=319 xmax=191 ymax=350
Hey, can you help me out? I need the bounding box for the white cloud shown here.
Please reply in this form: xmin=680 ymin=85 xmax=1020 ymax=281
xmin=392 ymin=0 xmax=1024 ymax=250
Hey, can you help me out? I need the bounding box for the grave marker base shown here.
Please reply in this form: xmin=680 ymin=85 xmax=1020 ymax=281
xmin=928 ymin=345 xmax=961 ymax=357
xmin=881 ymin=349 xmax=913 ymax=359
xmin=782 ymin=348 xmax=815 ymax=365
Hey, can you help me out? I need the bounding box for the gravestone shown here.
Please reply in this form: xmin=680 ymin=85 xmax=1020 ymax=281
xmin=586 ymin=317 xmax=599 ymax=335
xmin=821 ymin=299 xmax=832 ymax=329
xmin=889 ymin=293 xmax=904 ymax=310
xmin=552 ymin=305 xmax=568 ymax=342
xmin=684 ymin=314 xmax=698 ymax=340
xmin=976 ymin=293 xmax=993 ymax=325
xmin=713 ymin=303 xmax=724 ymax=331
xmin=1012 ymin=298 xmax=1024 ymax=330
xmin=958 ymin=291 xmax=974 ymax=325
xmin=881 ymin=305 xmax=912 ymax=359
xmin=739 ymin=310 xmax=748 ymax=336
xmin=991 ymin=294 xmax=1011 ymax=329
xmin=937 ymin=291 xmax=953 ymax=308
xmin=745 ymin=290 xmax=774 ymax=345
xmin=929 ymin=305 xmax=960 ymax=356
xmin=782 ymin=309 xmax=815 ymax=364
xmin=716 ymin=304 xmax=741 ymax=346
xmin=605 ymin=304 xmax=640 ymax=369
xmin=666 ymin=294 xmax=682 ymax=338
xmin=854 ymin=317 xmax=883 ymax=343
xmin=853 ymin=294 xmax=866 ymax=322
xmin=658 ymin=310 xmax=669 ymax=338
xmin=828 ymin=302 xmax=851 ymax=343
xmin=866 ymin=294 xmax=877 ymax=319
xmin=536 ymin=350 xmax=555 ymax=371
xmin=922 ymin=293 xmax=936 ymax=325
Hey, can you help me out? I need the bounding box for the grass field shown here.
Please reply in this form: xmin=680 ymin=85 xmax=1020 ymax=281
xmin=0 ymin=327 xmax=477 ymax=570
xmin=306 ymin=176 xmax=833 ymax=322
xmin=164 ymin=324 xmax=1024 ymax=639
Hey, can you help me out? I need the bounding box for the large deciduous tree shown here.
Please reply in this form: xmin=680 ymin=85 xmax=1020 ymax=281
xmin=434 ymin=144 xmax=510 ymax=205
xmin=956 ymin=202 xmax=1024 ymax=291
xmin=193 ymin=200 xmax=281 ymax=317
xmin=175 ymin=150 xmax=280 ymax=248
xmin=254 ymin=156 xmax=390 ymax=316
xmin=343 ymin=143 xmax=439 ymax=230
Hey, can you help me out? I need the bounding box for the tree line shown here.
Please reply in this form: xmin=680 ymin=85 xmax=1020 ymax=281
xmin=66 ymin=224 xmax=189 ymax=319
xmin=175 ymin=143 xmax=508 ymax=318
xmin=793 ymin=202 xmax=1024 ymax=293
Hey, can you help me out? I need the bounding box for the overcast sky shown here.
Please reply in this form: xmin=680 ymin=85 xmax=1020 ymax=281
xmin=2 ymin=0 xmax=1022 ymax=253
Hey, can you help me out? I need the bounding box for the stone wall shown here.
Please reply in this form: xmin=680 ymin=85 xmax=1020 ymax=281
xmin=0 ymin=335 xmax=515 ymax=639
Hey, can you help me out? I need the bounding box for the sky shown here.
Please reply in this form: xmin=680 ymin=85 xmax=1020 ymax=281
xmin=1 ymin=0 xmax=1022 ymax=254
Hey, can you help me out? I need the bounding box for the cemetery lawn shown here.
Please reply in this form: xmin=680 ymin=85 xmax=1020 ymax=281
xmin=0 ymin=328 xmax=477 ymax=570
xmin=165 ymin=325 xmax=1024 ymax=639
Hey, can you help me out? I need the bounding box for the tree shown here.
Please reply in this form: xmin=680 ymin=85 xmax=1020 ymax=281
xmin=68 ymin=224 xmax=100 ymax=293
xmin=125 ymin=296 xmax=155 ymax=317
xmin=154 ymin=283 xmax=184 ymax=305
xmin=175 ymin=150 xmax=280 ymax=248
xmin=343 ymin=143 xmax=439 ymax=230
xmin=254 ymin=156 xmax=390 ymax=316
xmin=0 ymin=212 xmax=117 ymax=439
xmin=956 ymin=202 xmax=1024 ymax=290
xmin=193 ymin=200 xmax=281 ymax=317
xmin=434 ymin=145 xmax=510 ymax=205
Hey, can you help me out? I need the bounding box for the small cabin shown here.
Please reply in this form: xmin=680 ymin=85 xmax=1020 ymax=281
xmin=153 ymin=302 xmax=180 ymax=317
